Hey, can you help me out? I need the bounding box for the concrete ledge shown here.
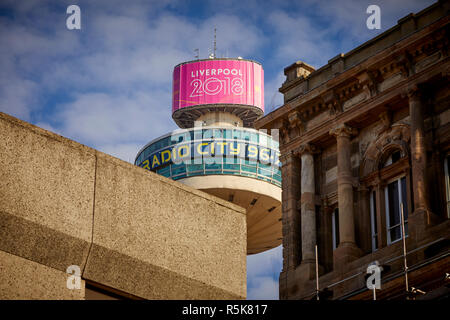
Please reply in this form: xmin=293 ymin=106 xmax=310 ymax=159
xmin=0 ymin=111 xmax=246 ymax=299
xmin=84 ymin=244 xmax=242 ymax=299
xmin=0 ymin=211 xmax=91 ymax=273
xmin=0 ymin=250 xmax=85 ymax=300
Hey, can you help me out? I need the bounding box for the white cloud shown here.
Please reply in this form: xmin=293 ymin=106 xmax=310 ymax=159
xmin=247 ymin=276 xmax=279 ymax=300
xmin=247 ymin=245 xmax=282 ymax=299
xmin=199 ymin=14 xmax=266 ymax=59
xmin=97 ymin=142 xmax=143 ymax=163
xmin=34 ymin=121 xmax=62 ymax=136
xmin=304 ymin=0 xmax=436 ymax=37
xmin=247 ymin=245 xmax=282 ymax=277
xmin=267 ymin=10 xmax=333 ymax=67
xmin=0 ymin=1 xmax=267 ymax=155
xmin=264 ymin=71 xmax=285 ymax=113
xmin=0 ymin=2 xmax=267 ymax=123
xmin=0 ymin=76 xmax=38 ymax=121
xmin=54 ymin=91 xmax=175 ymax=147
xmin=265 ymin=0 xmax=436 ymax=70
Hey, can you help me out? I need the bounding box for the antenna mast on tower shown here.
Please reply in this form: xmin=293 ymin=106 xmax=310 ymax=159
xmin=209 ymin=27 xmax=217 ymax=59
xmin=213 ymin=27 xmax=217 ymax=58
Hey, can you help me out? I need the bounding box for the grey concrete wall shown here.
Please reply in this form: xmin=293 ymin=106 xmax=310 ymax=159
xmin=0 ymin=111 xmax=246 ymax=299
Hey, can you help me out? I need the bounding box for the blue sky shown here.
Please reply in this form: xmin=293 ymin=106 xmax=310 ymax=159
xmin=0 ymin=0 xmax=435 ymax=299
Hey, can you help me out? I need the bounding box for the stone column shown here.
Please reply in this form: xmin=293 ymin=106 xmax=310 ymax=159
xmin=408 ymin=87 xmax=429 ymax=212
xmin=279 ymin=150 xmax=301 ymax=271
xmin=279 ymin=150 xmax=301 ymax=299
xmin=295 ymin=143 xmax=323 ymax=280
xmin=330 ymin=124 xmax=362 ymax=267
xmin=407 ymin=87 xmax=438 ymax=238
xmin=297 ymin=144 xmax=317 ymax=263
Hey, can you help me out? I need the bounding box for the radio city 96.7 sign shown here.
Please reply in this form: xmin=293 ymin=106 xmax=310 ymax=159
xmin=140 ymin=139 xmax=280 ymax=172
xmin=172 ymin=59 xmax=264 ymax=113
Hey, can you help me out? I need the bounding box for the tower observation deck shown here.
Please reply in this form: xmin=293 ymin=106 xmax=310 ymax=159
xmin=135 ymin=58 xmax=282 ymax=254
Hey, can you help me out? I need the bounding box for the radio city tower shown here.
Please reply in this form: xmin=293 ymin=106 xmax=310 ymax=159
xmin=135 ymin=55 xmax=282 ymax=254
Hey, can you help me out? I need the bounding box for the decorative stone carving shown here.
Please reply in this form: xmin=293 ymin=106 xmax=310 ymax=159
xmin=360 ymin=123 xmax=411 ymax=177
xmin=293 ymin=143 xmax=317 ymax=157
xmin=279 ymin=126 xmax=289 ymax=145
xmin=278 ymin=119 xmax=290 ymax=145
xmin=287 ymin=110 xmax=304 ymax=139
xmin=407 ymin=84 xmax=421 ymax=100
xmin=329 ymin=124 xmax=358 ymax=138
xmin=279 ymin=150 xmax=297 ymax=166
xmin=322 ymin=90 xmax=342 ymax=115
xmin=379 ymin=110 xmax=392 ymax=132
xmin=395 ymin=52 xmax=414 ymax=77
xmin=366 ymin=69 xmax=380 ymax=96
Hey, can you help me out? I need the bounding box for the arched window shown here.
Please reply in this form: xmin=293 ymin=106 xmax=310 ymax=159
xmin=360 ymin=125 xmax=411 ymax=250
xmin=380 ymin=149 xmax=403 ymax=168
xmin=380 ymin=148 xmax=409 ymax=243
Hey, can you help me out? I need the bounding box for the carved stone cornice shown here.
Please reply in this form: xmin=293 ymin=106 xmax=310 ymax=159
xmin=329 ymin=124 xmax=358 ymax=138
xmin=322 ymin=90 xmax=342 ymax=115
xmin=406 ymin=84 xmax=422 ymax=101
xmin=379 ymin=110 xmax=392 ymax=131
xmin=430 ymin=26 xmax=449 ymax=57
xmin=288 ymin=110 xmax=305 ymax=132
xmin=395 ymin=51 xmax=414 ymax=77
xmin=276 ymin=118 xmax=290 ymax=145
xmin=358 ymin=69 xmax=380 ymax=97
xmin=277 ymin=110 xmax=305 ymax=144
xmin=321 ymin=192 xmax=337 ymax=208
xmin=279 ymin=150 xmax=297 ymax=164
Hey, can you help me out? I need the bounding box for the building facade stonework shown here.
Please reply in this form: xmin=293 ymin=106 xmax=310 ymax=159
xmin=255 ymin=0 xmax=450 ymax=300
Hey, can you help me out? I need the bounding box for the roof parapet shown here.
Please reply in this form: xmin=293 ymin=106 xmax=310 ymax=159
xmin=283 ymin=61 xmax=316 ymax=83
xmin=278 ymin=0 xmax=448 ymax=104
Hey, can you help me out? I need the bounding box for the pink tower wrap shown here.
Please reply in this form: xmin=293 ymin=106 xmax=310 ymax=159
xmin=172 ymin=59 xmax=264 ymax=113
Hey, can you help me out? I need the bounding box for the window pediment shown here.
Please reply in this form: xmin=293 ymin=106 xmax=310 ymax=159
xmin=360 ymin=123 xmax=410 ymax=178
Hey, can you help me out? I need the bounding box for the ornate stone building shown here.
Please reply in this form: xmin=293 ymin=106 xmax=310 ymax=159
xmin=255 ymin=0 xmax=450 ymax=299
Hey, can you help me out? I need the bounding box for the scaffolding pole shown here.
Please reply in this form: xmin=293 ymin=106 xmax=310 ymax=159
xmin=315 ymin=244 xmax=319 ymax=300
xmin=400 ymin=202 xmax=409 ymax=295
